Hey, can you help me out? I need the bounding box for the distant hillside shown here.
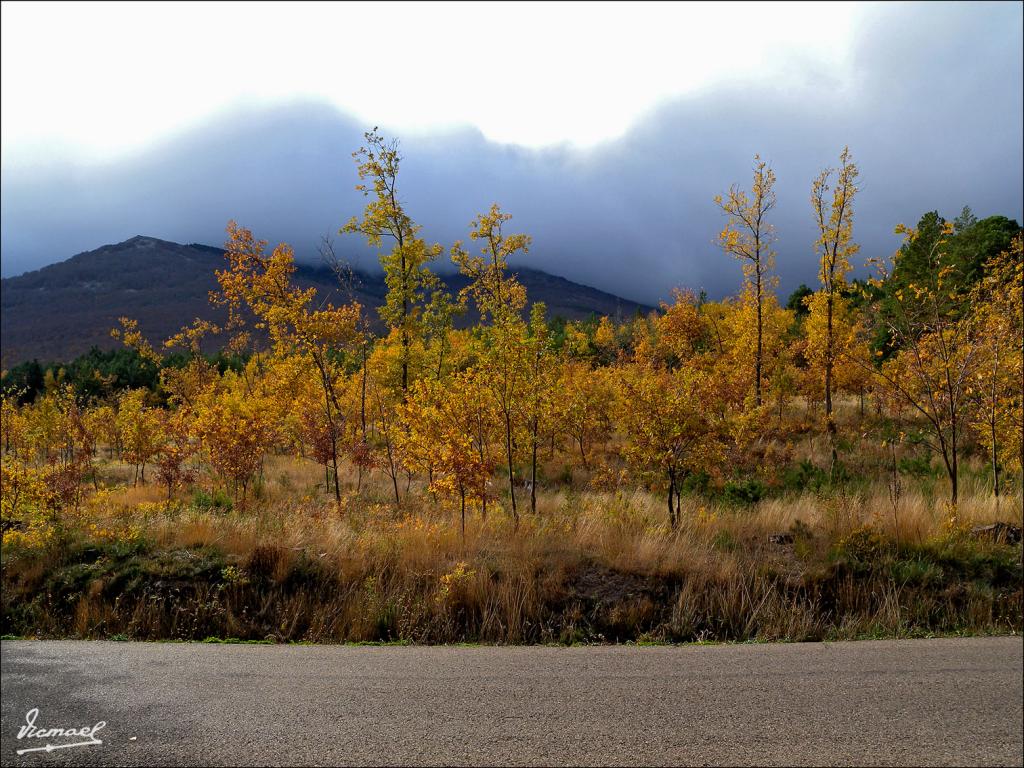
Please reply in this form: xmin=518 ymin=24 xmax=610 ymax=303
xmin=1 ymin=236 xmax=652 ymax=365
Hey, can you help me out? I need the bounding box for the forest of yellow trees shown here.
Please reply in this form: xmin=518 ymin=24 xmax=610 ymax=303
xmin=2 ymin=134 xmax=1021 ymax=643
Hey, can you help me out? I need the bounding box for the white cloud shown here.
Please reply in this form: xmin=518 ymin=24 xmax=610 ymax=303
xmin=1 ymin=0 xmax=864 ymax=163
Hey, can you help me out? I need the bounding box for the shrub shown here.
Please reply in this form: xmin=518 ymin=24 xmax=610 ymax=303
xmin=722 ymin=478 xmax=767 ymax=505
xmin=681 ymin=470 xmax=712 ymax=495
xmin=835 ymin=524 xmax=891 ymax=564
xmin=191 ymin=488 xmax=233 ymax=513
xmin=898 ymin=454 xmax=936 ymax=478
xmin=782 ymin=460 xmax=828 ymax=492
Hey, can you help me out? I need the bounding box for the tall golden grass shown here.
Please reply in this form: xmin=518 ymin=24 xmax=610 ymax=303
xmin=3 ymin=447 xmax=1020 ymax=644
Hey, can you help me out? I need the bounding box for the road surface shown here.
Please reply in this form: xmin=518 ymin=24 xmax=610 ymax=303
xmin=1 ymin=637 xmax=1021 ymax=766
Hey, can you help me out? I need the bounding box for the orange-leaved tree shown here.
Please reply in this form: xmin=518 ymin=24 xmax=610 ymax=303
xmin=215 ymin=222 xmax=363 ymax=504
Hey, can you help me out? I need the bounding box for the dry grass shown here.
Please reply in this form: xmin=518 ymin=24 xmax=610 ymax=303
xmin=3 ymin=442 xmax=1021 ymax=644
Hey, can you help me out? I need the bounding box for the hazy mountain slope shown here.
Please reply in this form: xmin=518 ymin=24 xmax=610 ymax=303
xmin=0 ymin=236 xmax=651 ymax=365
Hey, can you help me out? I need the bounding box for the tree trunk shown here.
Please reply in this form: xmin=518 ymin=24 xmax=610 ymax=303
xmin=384 ymin=440 xmax=400 ymax=507
xmin=531 ymin=418 xmax=538 ymax=514
xmin=505 ymin=411 xmax=518 ymax=526
xmin=991 ymin=413 xmax=1000 ymax=501
xmin=476 ymin=438 xmax=488 ymax=520
xmin=332 ymin=451 xmax=341 ymax=506
xmin=755 ymin=263 xmax=763 ymax=407
xmin=578 ymin=434 xmax=589 ymax=470
xmin=460 ymin=487 xmax=466 ymax=545
xmin=401 ymin=246 xmax=409 ymax=393
xmin=950 ymin=444 xmax=959 ymax=506
xmin=360 ymin=349 xmax=368 ymax=439
xmin=667 ymin=467 xmax=677 ymax=529
xmin=825 ymin=292 xmax=837 ymax=477
xmin=989 ymin=346 xmax=1001 ymax=502
xmin=937 ymin=432 xmax=958 ymax=508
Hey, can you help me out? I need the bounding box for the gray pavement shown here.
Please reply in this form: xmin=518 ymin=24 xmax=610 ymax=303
xmin=1 ymin=637 xmax=1021 ymax=766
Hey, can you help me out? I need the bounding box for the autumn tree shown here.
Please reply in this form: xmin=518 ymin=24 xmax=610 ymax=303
xmin=715 ymin=154 xmax=777 ymax=405
xmin=116 ymin=389 xmax=162 ymax=486
xmin=1 ymin=396 xmax=29 ymax=458
xmin=556 ymin=359 xmax=613 ymax=471
xmin=153 ymin=409 xmax=195 ymax=500
xmin=423 ymin=283 xmax=464 ymax=381
xmin=803 ymin=292 xmax=866 ymax=412
xmin=525 ymin=303 xmax=555 ymax=512
xmin=342 ymin=129 xmax=441 ymax=392
xmin=451 ymin=204 xmax=532 ymax=524
xmin=457 ymin=367 xmax=502 ymax=520
xmin=593 ymin=315 xmax=620 ymax=364
xmin=24 ymin=386 xmax=96 ymax=509
xmin=3 ymin=385 xmax=95 ymax=515
xmin=85 ymin=404 xmax=119 ymax=460
xmin=110 ymin=317 xmax=162 ymax=367
xmin=691 ymin=292 xmax=793 ymax=423
xmin=620 ymin=365 xmax=722 ymax=528
xmin=968 ymin=234 xmax=1023 ymax=500
xmin=367 ymin=358 xmax=404 ymax=507
xmin=862 ymin=220 xmax=983 ymax=505
xmin=162 ymin=318 xmax=223 ymax=409
xmin=810 ymin=147 xmax=859 ymax=474
xmin=338 ymin=362 xmax=377 ymax=493
xmin=400 ymin=371 xmax=496 ymax=539
xmin=319 ymin=235 xmax=379 ymax=491
xmin=215 ymin=222 xmax=363 ymax=504
xmin=655 ymin=288 xmax=708 ymax=367
xmin=711 ymin=294 xmax=795 ymax=442
xmin=192 ymin=369 xmax=276 ymax=505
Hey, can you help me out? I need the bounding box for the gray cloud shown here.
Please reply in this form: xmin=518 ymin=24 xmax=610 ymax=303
xmin=2 ymin=2 xmax=1020 ymax=305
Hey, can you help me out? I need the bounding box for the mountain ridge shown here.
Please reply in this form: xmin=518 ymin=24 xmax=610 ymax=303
xmin=1 ymin=235 xmax=652 ymax=365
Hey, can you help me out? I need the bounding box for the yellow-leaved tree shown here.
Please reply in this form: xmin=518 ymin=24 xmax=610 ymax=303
xmin=619 ymin=365 xmax=723 ymax=528
xmin=342 ymin=128 xmax=442 ymax=393
xmin=864 ymin=220 xmax=985 ymax=505
xmin=192 ymin=367 xmax=277 ymax=506
xmin=715 ymin=154 xmax=778 ymax=406
xmin=810 ymin=146 xmax=859 ymax=475
xmin=968 ymin=234 xmax=1023 ymax=501
xmin=400 ymin=370 xmax=497 ymax=540
xmin=451 ymin=203 xmax=532 ymax=524
xmin=116 ymin=389 xmax=162 ymax=487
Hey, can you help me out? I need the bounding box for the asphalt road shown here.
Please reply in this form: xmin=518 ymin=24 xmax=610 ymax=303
xmin=1 ymin=638 xmax=1021 ymax=767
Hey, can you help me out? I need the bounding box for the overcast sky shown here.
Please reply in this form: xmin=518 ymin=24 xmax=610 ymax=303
xmin=1 ymin=1 xmax=1021 ymax=303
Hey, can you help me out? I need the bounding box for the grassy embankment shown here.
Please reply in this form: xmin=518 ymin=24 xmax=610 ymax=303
xmin=3 ymin=422 xmax=1021 ymax=644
